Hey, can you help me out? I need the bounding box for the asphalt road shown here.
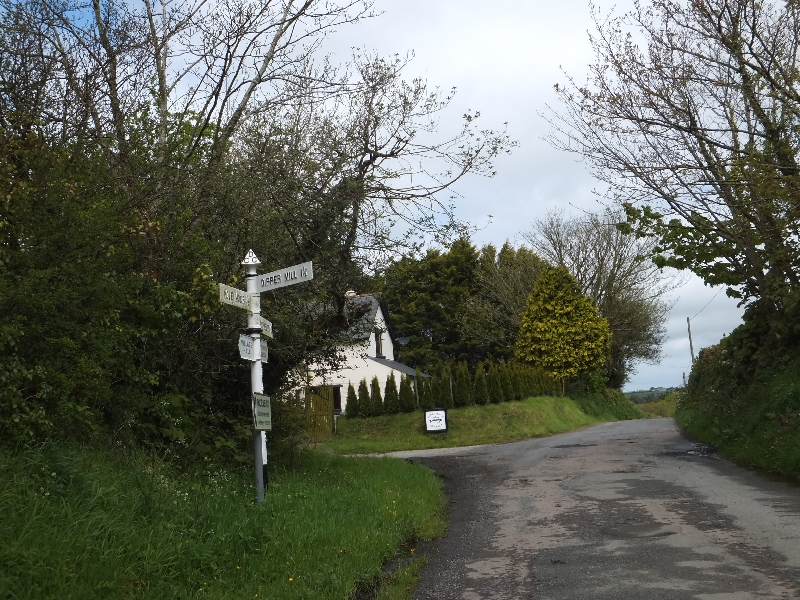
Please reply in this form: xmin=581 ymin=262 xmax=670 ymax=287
xmin=390 ymin=419 xmax=800 ymax=599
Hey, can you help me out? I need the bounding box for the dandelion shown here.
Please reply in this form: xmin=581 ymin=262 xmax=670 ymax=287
xmin=236 ymin=566 xmax=240 ymax=570
xmin=289 ymin=578 xmax=293 ymax=582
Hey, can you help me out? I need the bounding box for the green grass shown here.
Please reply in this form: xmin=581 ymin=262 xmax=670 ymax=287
xmin=0 ymin=443 xmax=446 ymax=599
xmin=321 ymin=396 xmax=616 ymax=455
xmin=639 ymin=394 xmax=678 ymax=418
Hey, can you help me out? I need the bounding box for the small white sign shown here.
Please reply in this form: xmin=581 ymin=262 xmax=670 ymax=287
xmin=249 ymin=293 xmax=260 ymax=315
xmin=258 ymin=261 xmax=313 ymax=293
xmin=260 ymin=341 xmax=268 ymax=363
xmin=220 ymin=283 xmax=251 ymax=310
xmin=259 ymin=316 xmax=273 ymax=338
xmin=425 ymin=409 xmax=448 ymax=433
xmin=239 ymin=334 xmax=255 ymax=361
xmin=252 ymin=393 xmax=272 ymax=431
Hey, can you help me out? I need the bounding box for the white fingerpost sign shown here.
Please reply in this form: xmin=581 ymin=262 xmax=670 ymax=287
xmin=252 ymin=393 xmax=272 ymax=431
xmin=258 ymin=261 xmax=313 ymax=292
xmin=219 ymin=250 xmax=313 ymax=504
xmin=219 ymin=283 xmax=251 ymax=310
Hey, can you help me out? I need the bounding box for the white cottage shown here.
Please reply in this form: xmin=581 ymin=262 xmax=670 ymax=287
xmin=306 ymin=291 xmax=417 ymax=414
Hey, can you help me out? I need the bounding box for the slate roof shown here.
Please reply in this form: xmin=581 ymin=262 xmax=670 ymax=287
xmin=367 ymin=356 xmax=419 ymax=377
xmin=346 ymin=293 xmax=396 ymax=341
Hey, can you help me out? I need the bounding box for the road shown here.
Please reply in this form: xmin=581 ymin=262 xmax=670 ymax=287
xmin=390 ymin=419 xmax=800 ymax=599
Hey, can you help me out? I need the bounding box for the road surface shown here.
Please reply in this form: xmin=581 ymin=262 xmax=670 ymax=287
xmin=391 ymin=419 xmax=800 ymax=599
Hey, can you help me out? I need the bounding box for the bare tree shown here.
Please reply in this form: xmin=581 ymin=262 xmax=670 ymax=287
xmin=546 ymin=0 xmax=800 ymax=310
xmin=524 ymin=210 xmax=677 ymax=388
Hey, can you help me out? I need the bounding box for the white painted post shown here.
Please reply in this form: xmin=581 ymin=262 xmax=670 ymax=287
xmin=243 ymin=250 xmax=266 ymax=503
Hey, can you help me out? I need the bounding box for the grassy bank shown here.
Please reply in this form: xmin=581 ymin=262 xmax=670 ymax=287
xmin=320 ymin=395 xmax=641 ymax=455
xmin=0 ymin=444 xmax=445 ymax=599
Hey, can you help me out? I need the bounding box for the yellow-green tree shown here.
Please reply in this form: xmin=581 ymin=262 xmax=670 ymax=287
xmin=516 ymin=266 xmax=611 ymax=393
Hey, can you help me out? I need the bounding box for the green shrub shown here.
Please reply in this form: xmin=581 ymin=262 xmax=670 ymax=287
xmin=384 ymin=372 xmax=400 ymax=414
xmin=399 ymin=376 xmax=416 ymax=413
xmin=473 ymin=362 xmax=489 ymax=405
xmin=370 ymin=377 xmax=384 ymax=416
xmin=345 ymin=383 xmax=359 ymax=417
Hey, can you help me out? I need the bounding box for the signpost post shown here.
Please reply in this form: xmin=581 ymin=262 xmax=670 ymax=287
xmin=219 ymin=250 xmax=313 ymax=504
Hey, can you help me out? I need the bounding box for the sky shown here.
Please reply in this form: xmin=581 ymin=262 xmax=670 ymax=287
xmin=324 ymin=0 xmax=745 ymax=391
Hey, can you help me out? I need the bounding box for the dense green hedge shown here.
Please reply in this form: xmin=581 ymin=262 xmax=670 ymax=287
xmin=677 ymin=300 xmax=800 ymax=480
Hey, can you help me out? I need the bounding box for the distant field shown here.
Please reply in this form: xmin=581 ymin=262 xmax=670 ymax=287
xmin=625 ymin=388 xmax=679 ymax=404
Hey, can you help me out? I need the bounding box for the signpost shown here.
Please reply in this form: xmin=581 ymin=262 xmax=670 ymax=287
xmin=219 ymin=250 xmax=313 ymax=504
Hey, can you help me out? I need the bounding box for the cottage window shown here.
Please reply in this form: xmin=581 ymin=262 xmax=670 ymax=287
xmin=375 ymin=329 xmax=384 ymax=358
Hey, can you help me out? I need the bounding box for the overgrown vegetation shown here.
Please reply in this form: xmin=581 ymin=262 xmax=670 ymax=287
xmin=677 ymin=311 xmax=800 ymax=480
xmin=0 ymin=443 xmax=446 ymax=600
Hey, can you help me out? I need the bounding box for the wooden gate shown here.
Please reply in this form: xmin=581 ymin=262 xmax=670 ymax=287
xmin=305 ymin=386 xmax=334 ymax=442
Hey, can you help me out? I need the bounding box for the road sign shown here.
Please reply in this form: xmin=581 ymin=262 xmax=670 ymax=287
xmin=239 ymin=334 xmax=256 ymax=361
xmin=258 ymin=261 xmax=313 ymax=293
xmin=252 ymin=393 xmax=272 ymax=430
xmin=260 ymin=341 xmax=268 ymax=363
xmin=220 ymin=283 xmax=251 ymax=310
xmin=259 ymin=316 xmax=273 ymax=338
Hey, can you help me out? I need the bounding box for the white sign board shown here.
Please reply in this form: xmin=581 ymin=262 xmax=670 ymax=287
xmin=220 ymin=283 xmax=251 ymax=310
xmin=239 ymin=334 xmax=256 ymax=361
xmin=260 ymin=341 xmax=268 ymax=363
xmin=425 ymin=409 xmax=448 ymax=433
xmin=252 ymin=393 xmax=272 ymax=431
xmin=258 ymin=261 xmax=313 ymax=293
xmin=259 ymin=316 xmax=273 ymax=338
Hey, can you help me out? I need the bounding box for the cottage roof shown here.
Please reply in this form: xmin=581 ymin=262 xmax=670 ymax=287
xmin=346 ymin=293 xmax=396 ymax=342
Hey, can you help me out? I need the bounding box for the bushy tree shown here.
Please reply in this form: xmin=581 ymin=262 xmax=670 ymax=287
xmin=370 ymin=377 xmax=384 ymax=416
xmin=358 ymin=379 xmax=371 ymax=417
xmin=384 ymin=372 xmax=400 ymax=414
xmin=418 ymin=374 xmax=433 ymax=410
xmin=460 ymin=243 xmax=547 ymax=361
xmin=525 ymin=210 xmax=672 ymax=388
xmin=346 ymin=382 xmax=360 ymax=418
xmin=383 ymin=239 xmax=481 ymax=369
xmin=516 ymin=267 xmax=611 ymax=394
xmin=473 ymin=362 xmax=489 ymax=405
xmin=399 ymin=375 xmax=416 ymax=413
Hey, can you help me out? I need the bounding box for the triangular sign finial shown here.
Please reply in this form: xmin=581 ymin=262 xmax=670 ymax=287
xmin=241 ymin=249 xmax=261 ymax=265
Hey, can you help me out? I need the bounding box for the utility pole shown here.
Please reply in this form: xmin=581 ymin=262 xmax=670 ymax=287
xmin=687 ymin=317 xmax=696 ymax=365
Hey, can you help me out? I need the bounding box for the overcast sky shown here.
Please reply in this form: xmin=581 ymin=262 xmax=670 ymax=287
xmin=326 ymin=0 xmax=745 ymax=391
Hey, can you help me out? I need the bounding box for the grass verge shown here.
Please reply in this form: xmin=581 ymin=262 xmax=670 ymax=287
xmin=0 ymin=443 xmax=446 ymax=599
xmin=320 ymin=395 xmax=639 ymax=455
